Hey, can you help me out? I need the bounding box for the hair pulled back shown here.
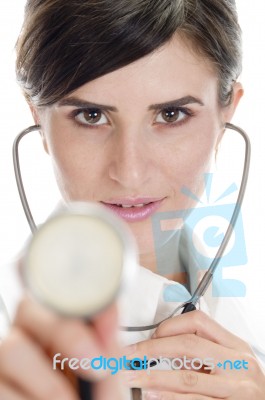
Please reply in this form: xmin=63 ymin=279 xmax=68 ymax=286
xmin=16 ymin=0 xmax=242 ymax=107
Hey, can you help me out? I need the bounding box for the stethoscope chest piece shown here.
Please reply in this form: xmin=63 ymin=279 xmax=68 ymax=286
xmin=21 ymin=202 xmax=138 ymax=319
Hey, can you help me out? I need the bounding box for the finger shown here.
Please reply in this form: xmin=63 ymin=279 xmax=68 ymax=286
xmin=92 ymin=302 xmax=119 ymax=350
xmin=127 ymin=334 xmax=244 ymax=377
xmin=0 ymin=328 xmax=78 ymax=400
xmin=121 ymin=369 xmax=236 ymax=398
xmin=143 ymin=391 xmax=219 ymax=400
xmin=93 ymin=374 xmax=124 ymax=400
xmin=14 ymin=296 xmax=113 ymax=379
xmin=15 ymin=295 xmax=114 ymax=352
xmin=126 ymin=334 xmax=253 ymax=378
xmin=152 ymin=310 xmax=251 ymax=352
xmin=0 ymin=383 xmax=29 ymax=400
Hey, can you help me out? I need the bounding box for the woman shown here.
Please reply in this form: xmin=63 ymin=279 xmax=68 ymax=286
xmin=0 ymin=0 xmax=264 ymax=399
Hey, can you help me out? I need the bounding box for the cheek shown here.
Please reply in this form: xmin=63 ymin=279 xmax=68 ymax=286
xmin=163 ymin=124 xmax=219 ymax=208
xmin=51 ymin=151 xmax=84 ymax=200
xmin=182 ymin=137 xmax=214 ymax=185
xmin=43 ymin=127 xmax=103 ymax=201
xmin=53 ymin=152 xmax=104 ymax=201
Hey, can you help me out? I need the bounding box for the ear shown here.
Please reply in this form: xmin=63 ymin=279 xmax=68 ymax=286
xmin=215 ymin=82 xmax=244 ymax=154
xmin=221 ymin=81 xmax=244 ymax=123
xmin=29 ymin=103 xmax=40 ymax=125
xmin=28 ymin=103 xmax=50 ymax=155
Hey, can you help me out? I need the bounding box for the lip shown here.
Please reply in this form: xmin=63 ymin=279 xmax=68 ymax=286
xmin=101 ymin=198 xmax=165 ymax=222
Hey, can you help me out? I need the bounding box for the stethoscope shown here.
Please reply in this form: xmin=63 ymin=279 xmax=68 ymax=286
xmin=12 ymin=122 xmax=250 ymax=399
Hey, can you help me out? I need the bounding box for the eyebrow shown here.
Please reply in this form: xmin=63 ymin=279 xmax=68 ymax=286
xmin=57 ymin=97 xmax=118 ymax=112
xmin=148 ymin=96 xmax=204 ymax=110
xmin=57 ymin=95 xmax=204 ymax=112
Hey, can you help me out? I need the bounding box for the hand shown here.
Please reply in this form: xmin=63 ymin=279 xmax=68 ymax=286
xmin=0 ymin=295 xmax=123 ymax=400
xmin=121 ymin=310 xmax=265 ymax=399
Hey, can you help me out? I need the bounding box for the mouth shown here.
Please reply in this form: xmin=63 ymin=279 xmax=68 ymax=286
xmin=114 ymin=203 xmax=151 ymax=208
xmin=101 ymin=198 xmax=164 ymax=222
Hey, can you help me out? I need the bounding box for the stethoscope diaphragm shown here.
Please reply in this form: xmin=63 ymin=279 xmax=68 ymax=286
xmin=21 ymin=202 xmax=138 ymax=318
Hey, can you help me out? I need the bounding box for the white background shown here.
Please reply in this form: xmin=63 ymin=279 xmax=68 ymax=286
xmin=0 ymin=2 xmax=265 ymax=341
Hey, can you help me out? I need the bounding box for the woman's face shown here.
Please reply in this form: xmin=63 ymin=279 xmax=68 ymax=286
xmin=36 ymin=35 xmax=241 ymax=260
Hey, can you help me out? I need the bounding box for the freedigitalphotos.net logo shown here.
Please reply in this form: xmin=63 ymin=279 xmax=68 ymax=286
xmin=52 ymin=353 xmax=249 ymax=375
xmin=151 ymin=173 xmax=248 ymax=301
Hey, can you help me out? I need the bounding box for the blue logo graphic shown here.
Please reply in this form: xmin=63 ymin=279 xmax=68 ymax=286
xmin=216 ymin=360 xmax=249 ymax=370
xmin=151 ymin=174 xmax=247 ymax=300
xmin=204 ymin=226 xmax=224 ymax=247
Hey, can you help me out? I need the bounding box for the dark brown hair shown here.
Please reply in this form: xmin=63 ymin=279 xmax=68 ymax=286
xmin=16 ymin=0 xmax=242 ymax=107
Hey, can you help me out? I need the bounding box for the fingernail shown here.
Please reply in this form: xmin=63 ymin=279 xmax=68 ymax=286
xmin=123 ymin=343 xmax=137 ymax=356
xmin=143 ymin=391 xmax=160 ymax=400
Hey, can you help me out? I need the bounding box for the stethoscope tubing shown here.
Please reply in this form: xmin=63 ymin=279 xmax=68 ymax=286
xmin=12 ymin=125 xmax=41 ymax=233
xmin=12 ymin=122 xmax=251 ymax=331
xmin=12 ymin=122 xmax=251 ymax=400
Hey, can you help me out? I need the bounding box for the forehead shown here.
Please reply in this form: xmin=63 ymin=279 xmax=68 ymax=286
xmin=60 ymin=35 xmax=218 ymax=105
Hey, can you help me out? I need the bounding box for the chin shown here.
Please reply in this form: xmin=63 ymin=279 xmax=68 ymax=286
xmin=126 ymin=219 xmax=156 ymax=258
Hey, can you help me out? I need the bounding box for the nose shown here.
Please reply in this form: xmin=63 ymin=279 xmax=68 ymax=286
xmin=107 ymin=129 xmax=152 ymax=190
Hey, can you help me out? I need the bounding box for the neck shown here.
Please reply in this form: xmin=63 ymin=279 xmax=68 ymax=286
xmin=139 ymin=231 xmax=187 ymax=285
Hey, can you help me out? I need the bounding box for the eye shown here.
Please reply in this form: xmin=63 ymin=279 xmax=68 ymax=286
xmin=155 ymin=107 xmax=189 ymax=125
xmin=74 ymin=109 xmax=108 ymax=126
